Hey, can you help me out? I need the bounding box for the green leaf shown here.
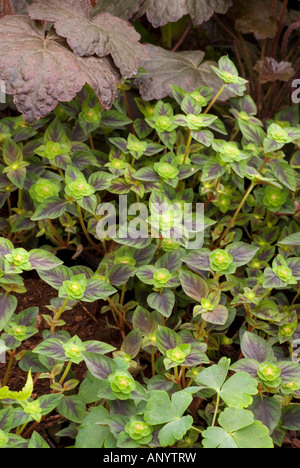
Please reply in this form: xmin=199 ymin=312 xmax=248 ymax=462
xmin=121 ymin=329 xmax=142 ymax=359
xmin=195 ymin=357 xmax=230 ymax=392
xmin=28 ymin=432 xmax=50 ymax=449
xmin=83 ymin=279 xmax=116 ymax=302
xmin=278 ymin=232 xmax=300 ymax=246
xmin=201 ymin=159 xmax=227 ymax=181
xmin=144 ymin=390 xmax=193 ymax=425
xmin=29 ymin=249 xmax=63 ymax=271
xmin=281 ymin=405 xmax=300 ymax=431
xmin=220 ymin=372 xmax=258 ymax=408
xmin=57 ymin=395 xmax=86 ymax=424
xmin=226 ymin=242 xmax=259 ymax=267
xmin=75 ymin=406 xmax=110 ymax=448
xmin=202 ymin=408 xmax=273 ymax=448
xmin=158 ymin=415 xmax=193 ymax=448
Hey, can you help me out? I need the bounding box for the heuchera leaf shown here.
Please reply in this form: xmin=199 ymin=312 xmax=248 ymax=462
xmin=0 ymin=16 xmax=118 ymax=122
xmin=29 ymin=0 xmax=145 ymax=79
xmin=93 ymin=0 xmax=143 ymax=20
xmin=135 ymin=45 xmax=234 ymax=102
xmin=138 ymin=0 xmax=232 ymax=27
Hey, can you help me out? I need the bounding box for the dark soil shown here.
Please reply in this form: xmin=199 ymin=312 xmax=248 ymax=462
xmin=0 ymin=274 xmax=299 ymax=448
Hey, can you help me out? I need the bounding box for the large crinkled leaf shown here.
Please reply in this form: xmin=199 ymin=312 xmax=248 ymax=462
xmin=135 ymin=45 xmax=234 ymax=102
xmin=228 ymin=0 xmax=290 ymax=40
xmin=29 ymin=0 xmax=145 ymax=78
xmin=93 ymin=0 xmax=143 ymax=20
xmin=254 ymin=58 xmax=295 ymax=84
xmin=0 ymin=16 xmax=118 ymax=122
xmin=138 ymin=0 xmax=232 ymax=27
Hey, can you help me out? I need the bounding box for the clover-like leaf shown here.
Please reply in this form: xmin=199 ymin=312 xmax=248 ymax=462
xmin=220 ymin=372 xmax=258 ymax=408
xmin=0 ymin=16 xmax=118 ymax=122
xmin=29 ymin=0 xmax=145 ymax=78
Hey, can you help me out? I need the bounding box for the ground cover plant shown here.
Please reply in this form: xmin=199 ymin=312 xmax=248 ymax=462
xmin=0 ymin=0 xmax=299 ymax=449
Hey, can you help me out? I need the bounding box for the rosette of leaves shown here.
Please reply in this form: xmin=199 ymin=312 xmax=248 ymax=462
xmin=193 ymin=291 xmax=229 ymax=326
xmin=231 ymin=332 xmax=300 ymax=396
xmin=263 ymin=254 xmax=299 ymax=289
xmin=145 ymin=101 xmax=180 ymax=150
xmin=264 ymin=123 xmax=300 ymax=153
xmin=109 ymin=133 xmax=164 ymax=161
xmin=124 ymin=419 xmax=153 ymax=446
xmin=29 ymin=178 xmax=61 ymax=203
xmin=107 ymin=370 xmax=136 ymax=400
xmin=211 ymin=56 xmax=248 ymax=96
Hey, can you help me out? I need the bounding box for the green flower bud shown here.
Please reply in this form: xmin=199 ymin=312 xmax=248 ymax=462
xmin=63 ymin=337 xmax=86 ymax=364
xmin=281 ymin=381 xmax=300 ymax=393
xmin=110 ymin=158 xmax=125 ymax=169
xmin=61 ymin=275 xmax=87 ymax=300
xmin=279 ymin=323 xmax=297 ymax=338
xmin=185 ymin=114 xmax=206 ymax=131
xmin=114 ymin=256 xmax=136 ymax=267
xmin=108 ymin=370 xmax=136 ymax=397
xmin=155 ymin=116 xmax=174 ymax=132
xmin=165 ymin=344 xmax=190 ymax=364
xmin=44 ymin=141 xmax=64 ymax=159
xmin=125 ymin=420 xmax=153 ymax=444
xmin=244 ymin=290 xmax=256 ymax=301
xmin=0 ymin=430 xmax=9 ymax=448
xmin=80 ymin=108 xmax=101 ymax=123
xmin=218 ymin=142 xmax=241 ymax=162
xmin=209 ymin=249 xmax=234 ymax=272
xmin=190 ymin=91 xmax=208 ymax=106
xmin=29 ymin=178 xmax=60 ymax=202
xmin=65 ymin=177 xmax=95 ymax=201
xmin=127 ymin=139 xmax=147 ymax=154
xmin=5 ymin=248 xmax=31 ymax=271
xmin=154 ymin=162 xmax=179 ymax=180
xmin=161 ymin=238 xmax=180 ymax=251
xmin=257 ymin=362 xmax=281 ymax=384
xmin=23 ymin=400 xmax=43 ymax=422
xmin=153 ymin=268 xmax=172 ymax=288
xmin=273 ymin=265 xmax=293 ymax=283
xmin=267 ymin=124 xmax=289 ymax=143
xmin=218 ymin=70 xmax=241 ymax=84
xmin=6 ymin=322 xmax=27 ymax=341
xmin=201 ymin=298 xmax=213 ymax=311
xmin=263 ymin=186 xmax=287 ymax=211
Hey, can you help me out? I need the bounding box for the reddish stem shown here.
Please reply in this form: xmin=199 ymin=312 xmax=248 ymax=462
xmin=171 ymin=19 xmax=193 ymax=52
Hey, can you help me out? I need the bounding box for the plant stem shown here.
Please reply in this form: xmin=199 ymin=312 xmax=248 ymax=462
xmin=120 ymin=284 xmax=126 ymax=306
xmin=1 ymin=350 xmax=15 ymax=387
xmin=292 ymin=287 xmax=300 ymax=306
xmin=77 ymin=204 xmax=98 ymax=250
xmin=59 ymin=361 xmax=72 ymax=386
xmin=51 ymin=298 xmax=69 ymax=333
xmin=191 ymin=426 xmax=203 ymax=434
xmin=172 ymin=19 xmax=192 ymax=52
xmin=89 ymin=133 xmax=95 ymax=150
xmin=214 ymin=182 xmax=256 ymax=248
xmin=107 ymin=297 xmax=133 ymax=330
xmin=151 ymin=346 xmax=155 ymax=377
xmin=212 ymin=392 xmax=221 ymax=427
xmin=16 ymin=422 xmax=29 ymax=436
xmin=204 ymin=85 xmax=226 ymax=115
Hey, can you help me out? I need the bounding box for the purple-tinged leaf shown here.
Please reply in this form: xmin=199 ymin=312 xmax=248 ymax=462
xmin=183 ymin=249 xmax=211 ymax=271
xmin=179 ymin=268 xmax=208 ymax=302
xmin=156 ymin=251 xmax=182 ymax=273
xmin=3 ymin=139 xmax=22 ymax=165
xmin=241 ymin=331 xmax=274 ymax=363
xmin=0 ymin=238 xmax=13 ymax=257
xmin=278 ymin=361 xmax=300 ymax=383
xmin=263 ymin=268 xmax=286 ymax=289
xmin=184 ymin=343 xmax=209 ymax=366
xmin=82 ymin=352 xmax=117 ymax=380
xmin=202 ymin=305 xmax=228 ymax=325
xmin=29 ymin=249 xmax=63 ymax=271
xmin=249 ymin=396 xmax=281 ymax=434
xmin=156 ymin=326 xmax=181 ymax=354
xmin=278 ymin=232 xmax=300 ymax=246
xmin=109 ymin=264 xmax=137 ymax=286
xmin=37 ymin=266 xmax=72 ymax=290
xmin=121 ymin=329 xmax=142 ymax=359
xmin=85 ymin=341 xmax=116 ymax=355
xmin=286 ymin=257 xmax=300 ymax=279
xmin=281 ymin=405 xmax=300 ymax=431
xmin=132 ymin=306 xmax=157 ymax=335
xmin=78 ymin=195 xmax=97 ymax=215
xmin=134 ymin=167 xmax=160 ymax=182
xmin=226 ymin=242 xmax=259 ymax=267
xmin=0 ymin=293 xmax=17 ymax=332
xmin=31 ymin=197 xmax=68 ymax=221
xmin=93 ymin=0 xmax=142 ymax=20
xmin=83 ymin=279 xmax=116 ymax=302
xmin=201 ymin=159 xmax=227 ymax=181
xmin=147 ymin=289 xmax=175 ymax=318
xmin=57 ymin=395 xmax=86 ymax=423
xmin=230 ymin=358 xmax=260 ymax=378
xmin=33 ymin=338 xmax=66 ymax=361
